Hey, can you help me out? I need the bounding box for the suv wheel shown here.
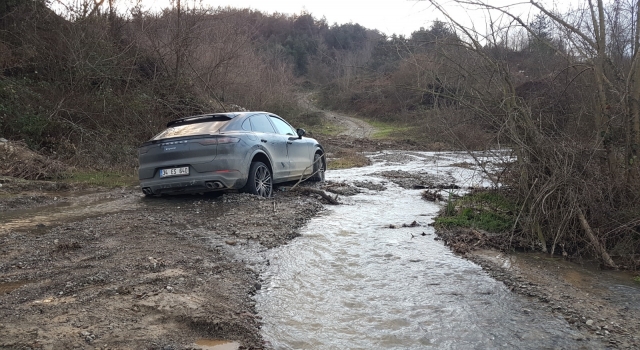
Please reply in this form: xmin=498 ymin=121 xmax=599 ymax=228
xmin=244 ymin=161 xmax=273 ymax=197
xmin=309 ymin=153 xmax=325 ymax=182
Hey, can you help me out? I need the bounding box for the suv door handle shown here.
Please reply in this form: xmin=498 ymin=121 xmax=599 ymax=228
xmin=287 ymin=141 xmax=293 ymax=145
xmin=261 ymin=139 xmax=267 ymax=143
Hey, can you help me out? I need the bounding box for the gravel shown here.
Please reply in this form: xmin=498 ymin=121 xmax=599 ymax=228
xmin=0 ymin=187 xmax=324 ymax=349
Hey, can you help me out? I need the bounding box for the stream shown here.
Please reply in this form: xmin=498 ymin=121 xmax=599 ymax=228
xmin=255 ymin=151 xmax=598 ymax=349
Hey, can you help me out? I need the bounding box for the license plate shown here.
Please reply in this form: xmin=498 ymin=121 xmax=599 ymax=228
xmin=160 ymin=167 xmax=189 ymax=178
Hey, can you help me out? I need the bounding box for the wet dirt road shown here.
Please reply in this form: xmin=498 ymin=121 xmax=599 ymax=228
xmin=297 ymin=93 xmax=376 ymax=139
xmin=0 ymin=188 xmax=323 ymax=349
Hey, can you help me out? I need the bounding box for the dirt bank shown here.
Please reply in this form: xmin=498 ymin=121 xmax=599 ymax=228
xmin=0 ymin=183 xmax=324 ymax=349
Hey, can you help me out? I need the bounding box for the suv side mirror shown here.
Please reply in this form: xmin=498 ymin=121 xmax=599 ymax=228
xmin=296 ymin=128 xmax=306 ymax=139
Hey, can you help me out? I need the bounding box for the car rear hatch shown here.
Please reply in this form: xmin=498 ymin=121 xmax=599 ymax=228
xmin=138 ymin=115 xmax=235 ymax=180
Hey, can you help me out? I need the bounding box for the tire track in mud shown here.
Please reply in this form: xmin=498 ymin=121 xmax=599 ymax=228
xmin=0 ymin=188 xmax=325 ymax=349
xmin=0 ymin=193 xmax=140 ymax=234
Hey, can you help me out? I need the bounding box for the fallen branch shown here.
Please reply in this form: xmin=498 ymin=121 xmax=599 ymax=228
xmin=577 ymin=208 xmax=617 ymax=269
xmin=290 ymin=153 xmax=326 ymax=190
xmin=291 ymin=187 xmax=339 ymax=205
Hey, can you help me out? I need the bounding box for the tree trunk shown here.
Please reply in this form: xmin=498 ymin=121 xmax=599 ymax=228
xmin=577 ymin=208 xmax=616 ymax=268
xmin=535 ymin=221 xmax=548 ymax=254
xmin=174 ymin=0 xmax=182 ymax=81
xmin=629 ymin=60 xmax=640 ymax=180
xmin=630 ymin=0 xmax=640 ymax=181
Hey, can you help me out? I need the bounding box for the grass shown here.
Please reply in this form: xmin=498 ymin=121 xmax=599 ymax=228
xmin=368 ymin=120 xmax=412 ymax=139
xmin=60 ymin=170 xmax=137 ymax=188
xmin=327 ymin=158 xmax=365 ymax=170
xmin=313 ymin=122 xmax=342 ymax=137
xmin=434 ymin=190 xmax=517 ymax=233
xmin=634 ymin=276 xmax=640 ymax=283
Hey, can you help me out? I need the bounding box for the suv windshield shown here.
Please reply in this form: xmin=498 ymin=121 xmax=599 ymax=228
xmin=151 ymin=121 xmax=229 ymax=140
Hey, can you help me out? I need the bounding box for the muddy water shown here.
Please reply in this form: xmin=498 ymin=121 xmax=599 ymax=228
xmin=0 ymin=191 xmax=220 ymax=234
xmin=256 ymin=151 xmax=596 ymax=349
xmin=512 ymin=253 xmax=640 ymax=312
xmin=0 ymin=190 xmax=146 ymax=233
xmin=194 ymin=339 xmax=241 ymax=350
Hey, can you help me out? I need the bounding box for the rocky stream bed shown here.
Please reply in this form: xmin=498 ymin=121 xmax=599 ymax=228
xmin=1 ymin=149 xmax=639 ymax=349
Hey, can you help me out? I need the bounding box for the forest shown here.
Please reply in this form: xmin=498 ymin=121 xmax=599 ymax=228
xmin=1 ymin=0 xmax=639 ymax=267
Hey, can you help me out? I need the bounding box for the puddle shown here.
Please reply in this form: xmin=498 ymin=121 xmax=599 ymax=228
xmin=563 ymin=269 xmax=594 ymax=289
xmin=256 ymin=150 xmax=600 ymax=349
xmin=0 ymin=193 xmax=142 ymax=234
xmin=512 ymin=252 xmax=640 ymax=311
xmin=0 ymin=280 xmax=29 ymax=294
xmin=194 ymin=339 xmax=240 ymax=350
xmin=0 ymin=192 xmax=218 ymax=234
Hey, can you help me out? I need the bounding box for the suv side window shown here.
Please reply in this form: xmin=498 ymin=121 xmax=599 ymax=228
xmin=241 ymin=118 xmax=252 ymax=131
xmin=269 ymin=116 xmax=296 ymax=136
xmin=250 ymin=114 xmax=276 ymax=133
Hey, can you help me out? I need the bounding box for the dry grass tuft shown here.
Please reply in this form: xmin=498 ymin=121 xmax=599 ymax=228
xmin=0 ymin=140 xmax=68 ymax=180
xmin=326 ymin=148 xmax=370 ymax=169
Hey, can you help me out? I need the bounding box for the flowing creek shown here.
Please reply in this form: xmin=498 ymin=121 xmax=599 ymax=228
xmin=255 ymin=151 xmax=599 ymax=349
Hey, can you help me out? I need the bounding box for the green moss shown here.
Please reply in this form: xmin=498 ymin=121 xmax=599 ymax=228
xmin=434 ymin=190 xmax=516 ymax=233
xmin=634 ymin=276 xmax=640 ymax=283
xmin=328 ymin=159 xmax=359 ymax=169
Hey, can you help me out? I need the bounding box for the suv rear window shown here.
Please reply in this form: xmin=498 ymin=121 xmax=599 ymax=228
xmin=151 ymin=121 xmax=229 ymax=140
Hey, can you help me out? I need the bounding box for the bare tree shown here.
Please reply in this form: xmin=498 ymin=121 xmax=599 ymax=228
xmin=422 ymin=0 xmax=640 ymax=267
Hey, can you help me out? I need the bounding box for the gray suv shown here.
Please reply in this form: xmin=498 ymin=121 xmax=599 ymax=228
xmin=138 ymin=112 xmax=325 ymax=197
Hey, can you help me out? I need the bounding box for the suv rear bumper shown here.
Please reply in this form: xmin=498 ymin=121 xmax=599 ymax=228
xmin=140 ymin=170 xmax=246 ymax=195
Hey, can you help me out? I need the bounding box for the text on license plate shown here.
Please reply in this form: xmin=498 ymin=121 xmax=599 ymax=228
xmin=160 ymin=167 xmax=189 ymax=178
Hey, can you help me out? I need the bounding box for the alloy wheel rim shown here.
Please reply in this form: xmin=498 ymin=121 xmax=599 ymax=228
xmin=255 ymin=165 xmax=272 ymax=197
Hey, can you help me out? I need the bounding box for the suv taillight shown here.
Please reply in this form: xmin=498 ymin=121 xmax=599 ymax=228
xmin=197 ymin=137 xmax=239 ymax=146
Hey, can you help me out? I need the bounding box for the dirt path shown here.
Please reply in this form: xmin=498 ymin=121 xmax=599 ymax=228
xmin=297 ymin=93 xmax=376 ymax=138
xmin=0 ymin=186 xmax=324 ymax=349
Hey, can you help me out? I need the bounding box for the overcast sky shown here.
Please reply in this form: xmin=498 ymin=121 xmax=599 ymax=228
xmin=130 ymin=0 xmax=558 ymax=37
xmin=49 ymin=1 xmax=580 ymax=37
xmin=197 ymin=0 xmax=450 ymax=36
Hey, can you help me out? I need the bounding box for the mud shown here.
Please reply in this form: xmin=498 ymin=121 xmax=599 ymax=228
xmin=0 ymin=176 xmax=76 ymax=213
xmin=0 ymin=184 xmax=323 ymax=349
